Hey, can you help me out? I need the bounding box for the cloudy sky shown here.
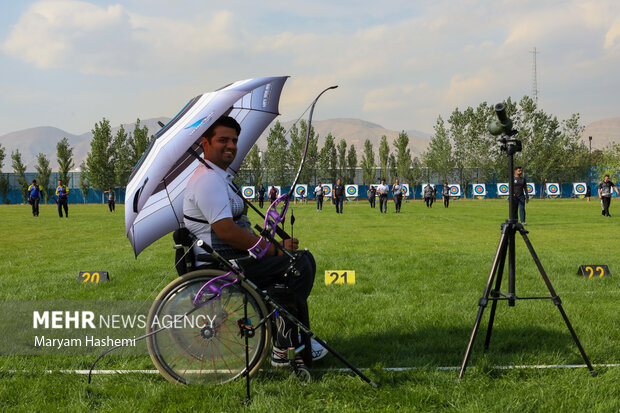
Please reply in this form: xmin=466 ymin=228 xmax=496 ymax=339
xmin=1 ymin=0 xmax=619 ymax=137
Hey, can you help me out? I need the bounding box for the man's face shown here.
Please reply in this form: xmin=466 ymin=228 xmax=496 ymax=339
xmin=203 ymin=125 xmax=238 ymax=170
xmin=515 ymin=168 xmax=522 ymax=177
xmin=58 ymin=180 xmax=62 ymax=186
xmin=604 ymin=176 xmax=610 ymax=182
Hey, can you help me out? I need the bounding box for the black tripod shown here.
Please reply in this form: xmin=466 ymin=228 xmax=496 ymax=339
xmin=459 ymin=108 xmax=596 ymax=378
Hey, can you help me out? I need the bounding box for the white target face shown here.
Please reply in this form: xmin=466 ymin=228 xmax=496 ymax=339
xmin=242 ymin=186 xmax=255 ymax=199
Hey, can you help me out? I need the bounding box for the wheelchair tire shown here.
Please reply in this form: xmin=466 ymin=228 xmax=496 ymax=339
xmin=147 ymin=269 xmax=271 ymax=385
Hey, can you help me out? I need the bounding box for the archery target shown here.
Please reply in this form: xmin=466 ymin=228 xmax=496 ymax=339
xmin=473 ymin=184 xmax=486 ymax=196
xmin=546 ymin=183 xmax=560 ymax=197
xmin=242 ymin=186 xmax=255 ymax=199
xmin=322 ymin=184 xmax=333 ymax=197
xmin=294 ymin=184 xmax=308 ymax=198
xmin=573 ymin=183 xmax=587 ymax=196
xmin=449 ymin=184 xmax=462 ymax=197
xmin=401 ymin=184 xmax=410 ymax=197
xmin=526 ymin=183 xmax=536 ymax=196
xmin=345 ymin=185 xmax=358 ymax=198
xmin=497 ymin=183 xmax=509 ymax=196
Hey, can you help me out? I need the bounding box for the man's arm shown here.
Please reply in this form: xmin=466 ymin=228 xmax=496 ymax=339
xmin=211 ymin=218 xmax=298 ymax=256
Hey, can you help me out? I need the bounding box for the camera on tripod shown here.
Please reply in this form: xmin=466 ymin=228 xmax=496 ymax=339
xmin=488 ymin=102 xmax=521 ymax=154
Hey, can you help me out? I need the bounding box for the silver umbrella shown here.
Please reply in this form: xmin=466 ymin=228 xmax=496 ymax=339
xmin=125 ymin=76 xmax=288 ymax=256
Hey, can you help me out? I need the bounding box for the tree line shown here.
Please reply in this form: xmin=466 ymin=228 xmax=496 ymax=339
xmin=1 ymin=97 xmax=619 ymax=203
xmin=235 ymin=119 xmax=424 ymax=188
xmin=0 ymin=119 xmax=151 ymax=203
xmin=237 ymin=96 xmax=619 ymax=197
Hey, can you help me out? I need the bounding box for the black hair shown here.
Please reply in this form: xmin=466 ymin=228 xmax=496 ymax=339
xmin=202 ymin=116 xmax=241 ymax=140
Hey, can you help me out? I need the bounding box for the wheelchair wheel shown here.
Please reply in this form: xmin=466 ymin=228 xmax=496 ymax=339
xmin=147 ymin=269 xmax=271 ymax=385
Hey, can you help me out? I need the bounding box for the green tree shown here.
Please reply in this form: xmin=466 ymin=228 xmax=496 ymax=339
xmin=130 ymin=119 xmax=151 ymax=166
xmin=423 ymin=116 xmax=454 ymax=182
xmin=599 ymin=142 xmax=620 ymax=181
xmin=264 ymin=121 xmax=289 ymax=186
xmin=409 ymin=156 xmax=423 ymax=198
xmin=393 ymin=131 xmax=412 ymax=183
xmin=86 ymin=118 xmax=115 ymax=192
xmin=319 ymin=133 xmax=337 ymax=183
xmin=388 ymin=153 xmax=397 ymax=182
xmin=79 ymin=161 xmax=90 ymax=203
xmin=112 ymin=125 xmax=133 ymax=187
xmin=297 ymin=120 xmax=319 ymax=184
xmin=337 ymin=139 xmax=347 ymax=182
xmin=360 ymin=139 xmax=376 ymax=185
xmin=561 ymin=113 xmax=590 ymax=183
xmin=0 ymin=144 xmax=9 ymax=203
xmin=235 ymin=144 xmax=263 ymax=187
xmin=346 ymin=144 xmax=357 ymax=184
xmin=378 ymin=135 xmax=390 ymax=180
xmin=11 ymin=150 xmax=27 ymax=202
xmin=35 ymin=153 xmax=52 ymax=203
xmin=56 ymin=137 xmax=75 ymax=186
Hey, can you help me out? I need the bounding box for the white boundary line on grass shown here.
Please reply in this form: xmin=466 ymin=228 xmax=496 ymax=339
xmin=5 ymin=363 xmax=620 ymax=375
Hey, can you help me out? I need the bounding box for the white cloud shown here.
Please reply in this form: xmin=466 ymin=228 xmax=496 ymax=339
xmin=1 ymin=0 xmax=237 ymax=75
xmin=1 ymin=0 xmax=620 ymax=136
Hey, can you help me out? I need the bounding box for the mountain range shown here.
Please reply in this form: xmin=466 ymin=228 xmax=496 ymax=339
xmin=1 ymin=116 xmax=618 ymax=172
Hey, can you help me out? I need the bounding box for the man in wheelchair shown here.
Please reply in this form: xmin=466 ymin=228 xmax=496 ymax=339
xmin=181 ymin=116 xmax=324 ymax=369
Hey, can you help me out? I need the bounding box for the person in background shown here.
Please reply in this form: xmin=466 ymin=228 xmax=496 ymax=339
xmin=333 ymin=178 xmax=345 ymax=214
xmin=105 ymin=187 xmax=116 ymax=212
xmin=314 ymin=182 xmax=324 ymax=211
xmin=423 ymin=184 xmax=433 ymax=208
xmin=511 ymin=166 xmax=529 ymax=225
xmin=257 ymin=184 xmax=266 ymax=208
xmin=598 ymin=174 xmax=619 ymax=217
xmin=56 ymin=179 xmax=69 ymax=218
xmin=377 ymin=179 xmax=389 ymax=214
xmin=269 ymin=186 xmax=278 ymax=204
xmin=367 ymin=185 xmax=376 ymax=209
xmin=442 ymin=182 xmax=451 ymax=208
xmin=27 ymin=179 xmax=43 ymax=217
xmin=392 ymin=179 xmax=403 ymax=213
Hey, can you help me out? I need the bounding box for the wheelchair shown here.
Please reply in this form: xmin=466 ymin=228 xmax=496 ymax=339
xmin=146 ymin=228 xmax=309 ymax=385
xmin=146 ymin=268 xmax=272 ymax=385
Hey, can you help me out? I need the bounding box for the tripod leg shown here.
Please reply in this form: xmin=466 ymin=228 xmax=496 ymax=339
xmin=518 ymin=229 xmax=597 ymax=376
xmin=459 ymin=230 xmax=509 ymax=378
xmin=484 ymin=237 xmax=509 ymax=352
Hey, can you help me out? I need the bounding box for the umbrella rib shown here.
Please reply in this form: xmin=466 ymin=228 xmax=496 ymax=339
xmin=162 ymin=178 xmax=182 ymax=228
xmin=230 ymin=106 xmax=279 ymax=116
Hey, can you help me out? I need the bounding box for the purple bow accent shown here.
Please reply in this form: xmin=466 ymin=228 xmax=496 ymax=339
xmin=193 ymin=272 xmax=238 ymax=307
xmin=248 ymin=192 xmax=291 ymax=259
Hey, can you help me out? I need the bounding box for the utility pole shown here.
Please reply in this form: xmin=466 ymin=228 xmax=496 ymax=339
xmin=530 ymin=47 xmax=539 ymax=105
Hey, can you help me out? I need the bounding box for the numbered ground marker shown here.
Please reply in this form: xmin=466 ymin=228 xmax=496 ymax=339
xmin=577 ymin=265 xmax=611 ymax=278
xmin=78 ymin=271 xmax=110 ymax=284
xmin=325 ymin=270 xmax=355 ymax=285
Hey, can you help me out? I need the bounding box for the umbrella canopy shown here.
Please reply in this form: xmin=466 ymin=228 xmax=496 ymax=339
xmin=125 ymin=76 xmax=288 ymax=256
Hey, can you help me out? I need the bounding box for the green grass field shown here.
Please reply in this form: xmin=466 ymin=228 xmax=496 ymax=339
xmin=1 ymin=199 xmax=619 ymax=412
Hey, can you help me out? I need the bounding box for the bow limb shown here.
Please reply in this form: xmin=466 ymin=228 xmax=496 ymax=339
xmin=248 ymin=85 xmax=338 ymax=260
xmin=289 ymin=85 xmax=338 ymax=194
